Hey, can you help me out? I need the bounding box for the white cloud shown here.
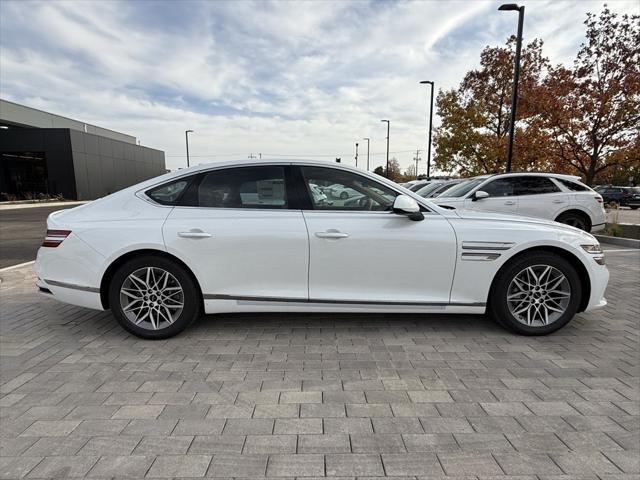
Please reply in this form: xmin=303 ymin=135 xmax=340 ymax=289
xmin=1 ymin=0 xmax=637 ymax=173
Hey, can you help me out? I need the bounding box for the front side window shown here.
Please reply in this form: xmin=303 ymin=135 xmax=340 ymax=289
xmin=515 ymin=177 xmax=561 ymax=195
xmin=300 ymin=166 xmax=397 ymax=211
xmin=180 ymin=166 xmax=287 ymax=209
xmin=146 ymin=179 xmax=189 ymax=205
xmin=482 ymin=178 xmax=520 ymax=197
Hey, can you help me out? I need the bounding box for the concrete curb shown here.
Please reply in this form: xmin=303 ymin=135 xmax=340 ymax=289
xmin=595 ymin=234 xmax=640 ymax=249
xmin=0 ymin=201 xmax=87 ymax=211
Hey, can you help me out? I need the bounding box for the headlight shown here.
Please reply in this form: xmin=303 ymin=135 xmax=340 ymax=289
xmin=581 ymin=244 xmax=603 ymax=254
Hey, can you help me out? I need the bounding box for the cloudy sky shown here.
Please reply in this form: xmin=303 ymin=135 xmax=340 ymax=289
xmin=0 ymin=0 xmax=637 ymax=173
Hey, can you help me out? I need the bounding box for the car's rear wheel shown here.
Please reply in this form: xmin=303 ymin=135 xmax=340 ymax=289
xmin=556 ymin=211 xmax=590 ymax=231
xmin=489 ymin=252 xmax=581 ymax=335
xmin=108 ymin=255 xmax=201 ymax=339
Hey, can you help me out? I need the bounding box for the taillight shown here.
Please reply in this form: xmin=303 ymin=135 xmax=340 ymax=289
xmin=42 ymin=230 xmax=72 ymax=247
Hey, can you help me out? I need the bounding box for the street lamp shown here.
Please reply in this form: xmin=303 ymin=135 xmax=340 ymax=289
xmin=419 ymin=80 xmax=435 ymax=179
xmin=355 ymin=142 xmax=359 ymax=167
xmin=363 ymin=137 xmax=370 ymax=171
xmin=380 ymin=120 xmax=390 ymax=177
xmin=499 ymin=3 xmax=525 ymax=173
xmin=185 ymin=130 xmax=194 ymax=167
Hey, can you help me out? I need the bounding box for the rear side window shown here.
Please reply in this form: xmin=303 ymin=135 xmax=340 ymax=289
xmin=514 ymin=177 xmax=560 ymax=195
xmin=556 ymin=178 xmax=590 ymax=192
xmin=180 ymin=166 xmax=287 ymax=209
xmin=146 ymin=179 xmax=189 ymax=205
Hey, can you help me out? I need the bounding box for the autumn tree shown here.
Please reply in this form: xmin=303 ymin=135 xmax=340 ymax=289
xmin=433 ymin=38 xmax=551 ymax=176
xmin=538 ymin=7 xmax=640 ymax=185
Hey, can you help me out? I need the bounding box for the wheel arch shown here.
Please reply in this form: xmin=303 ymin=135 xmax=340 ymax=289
xmin=488 ymin=246 xmax=591 ymax=313
xmin=99 ymin=249 xmax=203 ymax=310
xmin=555 ymin=208 xmax=592 ymax=230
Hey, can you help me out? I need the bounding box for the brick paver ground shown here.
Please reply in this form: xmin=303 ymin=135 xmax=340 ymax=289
xmin=1 ymin=248 xmax=638 ymax=478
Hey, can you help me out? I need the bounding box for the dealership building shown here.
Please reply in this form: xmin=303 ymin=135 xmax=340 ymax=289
xmin=0 ymin=99 xmax=166 ymax=201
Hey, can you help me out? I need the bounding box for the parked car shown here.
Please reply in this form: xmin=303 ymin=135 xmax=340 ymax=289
xmin=434 ymin=173 xmax=606 ymax=232
xmin=36 ymin=160 xmax=608 ymax=339
xmin=595 ymin=186 xmax=637 ymax=207
xmin=626 ymin=187 xmax=640 ymax=210
xmin=326 ymin=183 xmax=359 ymax=199
xmin=415 ymin=179 xmax=463 ymax=198
xmin=407 ymin=180 xmax=432 ymax=192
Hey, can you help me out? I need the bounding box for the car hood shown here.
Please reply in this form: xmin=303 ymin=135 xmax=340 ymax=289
xmin=452 ymin=208 xmax=597 ymax=239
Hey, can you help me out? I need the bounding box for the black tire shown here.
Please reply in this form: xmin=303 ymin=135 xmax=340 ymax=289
xmin=556 ymin=211 xmax=590 ymax=231
xmin=489 ymin=252 xmax=581 ymax=335
xmin=108 ymin=255 xmax=201 ymax=339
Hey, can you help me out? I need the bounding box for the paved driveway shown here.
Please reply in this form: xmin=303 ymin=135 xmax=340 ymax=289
xmin=1 ymin=248 xmax=638 ymax=478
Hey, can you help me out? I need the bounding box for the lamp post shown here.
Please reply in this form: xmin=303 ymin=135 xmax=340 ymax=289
xmin=355 ymin=142 xmax=359 ymax=167
xmin=419 ymin=80 xmax=435 ymax=179
xmin=185 ymin=130 xmax=194 ymax=167
xmin=380 ymin=120 xmax=390 ymax=177
xmin=499 ymin=3 xmax=525 ymax=173
xmin=363 ymin=137 xmax=370 ymax=171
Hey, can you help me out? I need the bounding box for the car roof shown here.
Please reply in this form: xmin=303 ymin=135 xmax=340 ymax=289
xmin=481 ymin=172 xmax=583 ymax=182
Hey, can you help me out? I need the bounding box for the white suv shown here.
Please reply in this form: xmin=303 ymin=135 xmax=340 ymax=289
xmin=433 ymin=173 xmax=606 ymax=232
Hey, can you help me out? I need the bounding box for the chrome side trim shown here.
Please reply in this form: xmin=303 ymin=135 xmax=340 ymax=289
xmin=203 ymin=293 xmax=485 ymax=308
xmin=461 ymin=252 xmax=501 ymax=261
xmin=43 ymin=279 xmax=100 ymax=293
xmin=462 ymin=241 xmax=515 ymax=251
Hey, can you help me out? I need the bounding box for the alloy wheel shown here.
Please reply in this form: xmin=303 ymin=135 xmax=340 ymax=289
xmin=506 ymin=264 xmax=571 ymax=327
xmin=119 ymin=267 xmax=184 ymax=330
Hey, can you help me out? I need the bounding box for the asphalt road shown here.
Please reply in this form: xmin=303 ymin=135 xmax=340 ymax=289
xmin=0 ymin=205 xmax=79 ymax=269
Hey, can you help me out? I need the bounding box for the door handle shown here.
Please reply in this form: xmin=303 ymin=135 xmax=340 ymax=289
xmin=178 ymin=230 xmax=212 ymax=239
xmin=315 ymin=231 xmax=349 ymax=239
xmin=504 ymin=200 xmax=516 ymax=205
xmin=552 ymin=199 xmax=565 ymax=204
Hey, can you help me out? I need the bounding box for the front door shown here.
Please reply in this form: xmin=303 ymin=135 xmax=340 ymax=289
xmin=464 ymin=177 xmax=519 ymax=214
xmin=298 ymin=166 xmax=457 ymax=304
xmin=162 ymin=165 xmax=309 ymax=300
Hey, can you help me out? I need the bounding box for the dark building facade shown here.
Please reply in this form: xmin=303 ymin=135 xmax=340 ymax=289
xmin=0 ymin=100 xmax=166 ymax=201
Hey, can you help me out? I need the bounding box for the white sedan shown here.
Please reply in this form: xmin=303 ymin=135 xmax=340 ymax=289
xmin=35 ymin=160 xmax=609 ymax=339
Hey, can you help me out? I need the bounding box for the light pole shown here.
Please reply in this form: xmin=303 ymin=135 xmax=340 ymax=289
xmin=499 ymin=3 xmax=525 ymax=173
xmin=419 ymin=80 xmax=435 ymax=179
xmin=363 ymin=137 xmax=370 ymax=171
xmin=355 ymin=142 xmax=359 ymax=167
xmin=185 ymin=130 xmax=194 ymax=167
xmin=381 ymin=120 xmax=390 ymax=177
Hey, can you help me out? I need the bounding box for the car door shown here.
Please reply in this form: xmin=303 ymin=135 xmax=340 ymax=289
xmin=515 ymin=176 xmax=567 ymax=220
xmin=162 ymin=165 xmax=309 ymax=301
xmin=297 ymin=165 xmax=457 ymax=304
xmin=463 ymin=177 xmax=519 ymax=214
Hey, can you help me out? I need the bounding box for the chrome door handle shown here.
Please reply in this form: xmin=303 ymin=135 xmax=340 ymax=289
xmin=504 ymin=201 xmax=516 ymax=205
xmin=315 ymin=231 xmax=349 ymax=239
xmin=178 ymin=230 xmax=212 ymax=238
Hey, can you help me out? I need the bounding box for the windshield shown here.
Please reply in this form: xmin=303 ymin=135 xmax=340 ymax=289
xmin=415 ymin=182 xmax=443 ymax=197
xmin=440 ymin=177 xmax=487 ymax=197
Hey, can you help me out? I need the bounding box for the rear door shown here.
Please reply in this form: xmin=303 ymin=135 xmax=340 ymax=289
xmin=515 ymin=176 xmax=567 ymax=220
xmin=161 ymin=165 xmax=309 ymax=301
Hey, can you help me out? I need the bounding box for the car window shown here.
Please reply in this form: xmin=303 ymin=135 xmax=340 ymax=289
xmin=415 ymin=182 xmax=443 ymax=197
xmin=300 ymin=166 xmax=397 ymax=211
xmin=514 ymin=177 xmax=561 ymax=195
xmin=442 ymin=177 xmax=486 ymax=197
xmin=557 ymin=178 xmax=590 ymax=192
xmin=180 ymin=166 xmax=287 ymax=209
xmin=146 ymin=179 xmax=189 ymax=205
xmin=481 ymin=178 xmax=520 ymax=197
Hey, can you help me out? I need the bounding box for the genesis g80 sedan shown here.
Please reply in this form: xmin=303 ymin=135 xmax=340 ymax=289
xmin=35 ymin=160 xmax=609 ymax=339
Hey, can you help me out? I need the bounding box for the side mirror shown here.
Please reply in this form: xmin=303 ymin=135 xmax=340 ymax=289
xmin=472 ymin=190 xmax=490 ymax=201
xmin=393 ymin=195 xmax=424 ymax=221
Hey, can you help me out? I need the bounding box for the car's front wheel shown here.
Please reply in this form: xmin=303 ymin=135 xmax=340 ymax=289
xmin=489 ymin=252 xmax=581 ymax=335
xmin=108 ymin=255 xmax=201 ymax=339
